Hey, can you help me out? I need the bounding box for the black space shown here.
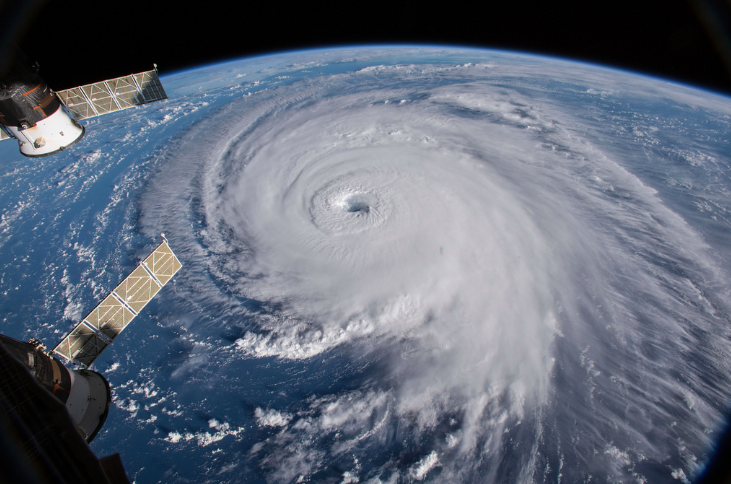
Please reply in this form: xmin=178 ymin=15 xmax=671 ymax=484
xmin=2 ymin=0 xmax=731 ymax=96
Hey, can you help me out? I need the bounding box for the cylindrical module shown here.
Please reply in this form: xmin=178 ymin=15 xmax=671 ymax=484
xmin=0 ymin=334 xmax=110 ymax=442
xmin=65 ymin=368 xmax=111 ymax=442
xmin=0 ymin=51 xmax=84 ymax=157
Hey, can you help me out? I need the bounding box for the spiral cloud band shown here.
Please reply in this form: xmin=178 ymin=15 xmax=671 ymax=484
xmin=132 ymin=49 xmax=731 ymax=482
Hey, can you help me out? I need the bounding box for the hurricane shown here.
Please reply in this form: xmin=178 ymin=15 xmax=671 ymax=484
xmin=3 ymin=47 xmax=731 ymax=483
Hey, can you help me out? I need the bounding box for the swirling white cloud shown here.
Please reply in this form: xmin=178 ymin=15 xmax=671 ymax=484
xmin=132 ymin=49 xmax=731 ymax=482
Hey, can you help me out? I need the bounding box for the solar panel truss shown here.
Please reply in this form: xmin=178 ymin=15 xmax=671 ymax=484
xmin=52 ymin=323 xmax=109 ymax=368
xmin=52 ymin=239 xmax=181 ymax=367
xmin=142 ymin=239 xmax=182 ymax=285
xmin=113 ymin=265 xmax=162 ymax=314
xmin=55 ymin=68 xmax=167 ymax=121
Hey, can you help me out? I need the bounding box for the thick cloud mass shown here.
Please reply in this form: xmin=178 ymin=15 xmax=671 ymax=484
xmin=3 ymin=48 xmax=728 ymax=483
xmin=131 ymin=50 xmax=731 ymax=482
xmin=217 ymin=96 xmax=565 ymax=378
xmin=208 ymin=92 xmax=574 ymax=470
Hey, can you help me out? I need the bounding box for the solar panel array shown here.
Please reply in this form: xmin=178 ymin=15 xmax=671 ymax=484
xmin=52 ymin=239 xmax=182 ymax=367
xmin=55 ymin=69 xmax=167 ymax=121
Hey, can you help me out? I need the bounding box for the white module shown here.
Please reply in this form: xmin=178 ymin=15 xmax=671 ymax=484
xmin=3 ymin=107 xmax=85 ymax=157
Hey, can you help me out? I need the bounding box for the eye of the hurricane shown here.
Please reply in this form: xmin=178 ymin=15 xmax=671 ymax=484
xmin=339 ymin=193 xmax=374 ymax=214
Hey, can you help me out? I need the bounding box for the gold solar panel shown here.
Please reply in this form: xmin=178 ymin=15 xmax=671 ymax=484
xmin=52 ymin=237 xmax=182 ymax=367
xmin=55 ymin=68 xmax=167 ymax=121
xmin=52 ymin=324 xmax=109 ymax=368
xmin=82 ymin=293 xmax=136 ymax=340
xmin=112 ymin=265 xmax=162 ymax=314
xmin=143 ymin=240 xmax=183 ymax=285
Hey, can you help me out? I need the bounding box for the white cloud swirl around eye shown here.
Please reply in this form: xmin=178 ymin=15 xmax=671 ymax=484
xmin=140 ymin=53 xmax=731 ymax=482
xmin=206 ymin=91 xmax=572 ymax=404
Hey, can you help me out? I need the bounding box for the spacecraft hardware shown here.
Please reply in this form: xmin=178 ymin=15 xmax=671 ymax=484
xmin=0 ymin=236 xmax=181 ymax=443
xmin=0 ymin=49 xmax=167 ymax=157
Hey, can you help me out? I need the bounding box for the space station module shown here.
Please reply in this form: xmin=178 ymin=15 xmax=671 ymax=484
xmin=0 ymin=237 xmax=181 ymax=443
xmin=0 ymin=48 xmax=167 ymax=157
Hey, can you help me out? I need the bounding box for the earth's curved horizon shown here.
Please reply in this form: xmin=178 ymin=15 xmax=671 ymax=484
xmin=1 ymin=45 xmax=731 ymax=483
xmin=172 ymin=44 xmax=731 ymax=101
